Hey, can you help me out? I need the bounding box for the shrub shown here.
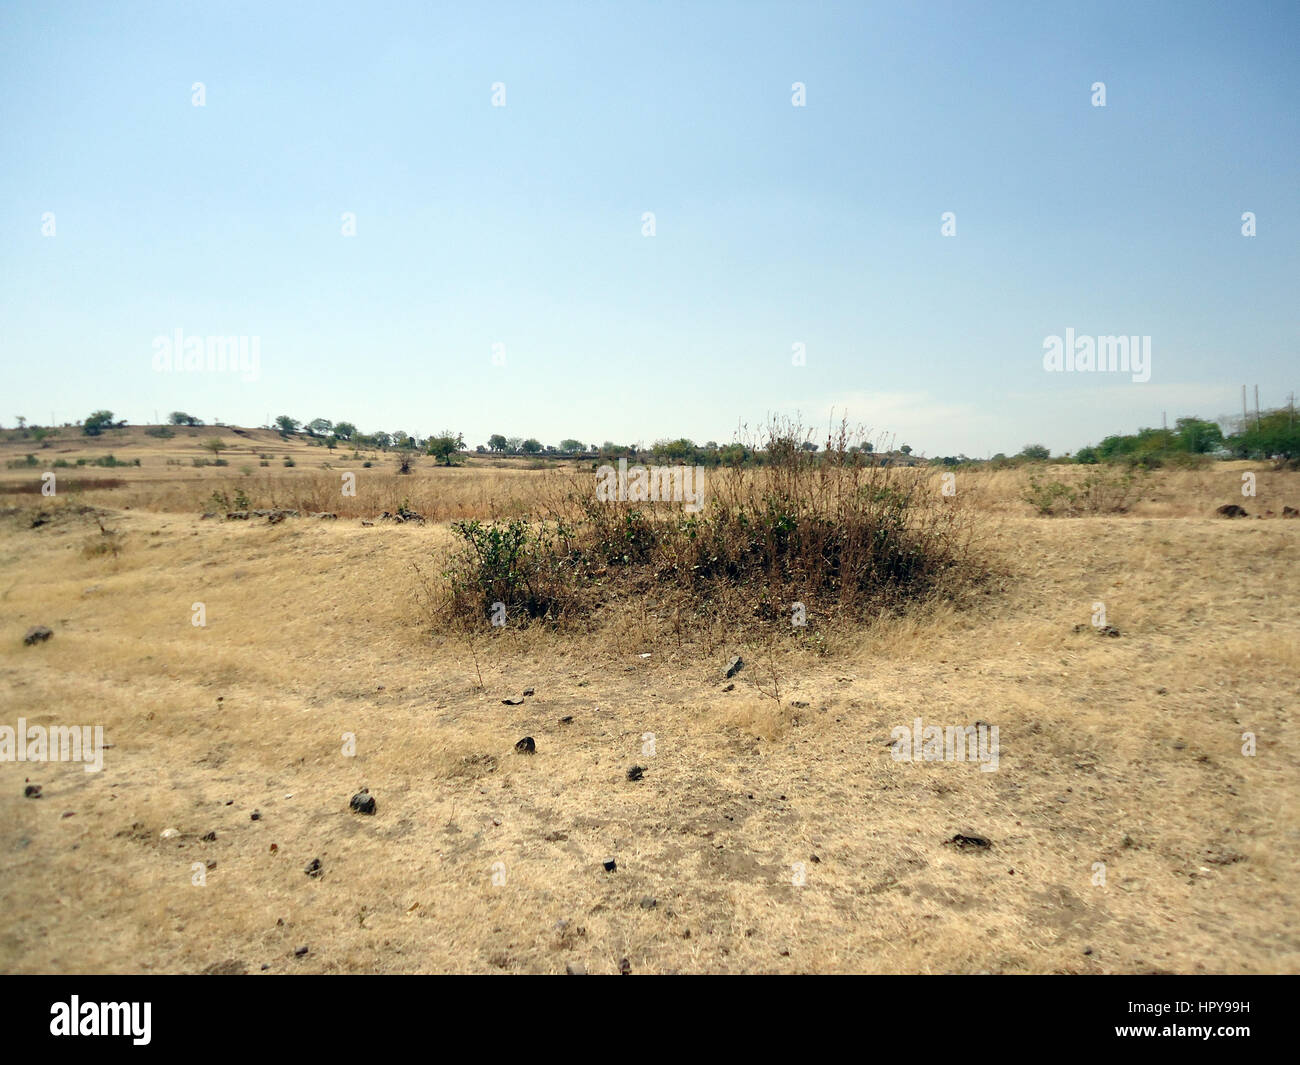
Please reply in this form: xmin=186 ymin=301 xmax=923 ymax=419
xmin=439 ymin=417 xmax=982 ymax=633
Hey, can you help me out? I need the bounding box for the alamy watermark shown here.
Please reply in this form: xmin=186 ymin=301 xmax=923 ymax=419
xmin=151 ymin=328 xmax=260 ymax=382
xmin=1 ymin=718 xmax=105 ymax=772
xmin=1042 ymin=328 xmax=1150 ymax=383
xmin=595 ymin=458 xmax=705 ymax=513
xmin=890 ymin=717 xmax=999 ymax=772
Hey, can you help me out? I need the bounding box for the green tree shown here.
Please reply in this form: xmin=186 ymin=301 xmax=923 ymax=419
xmin=426 ymin=430 xmax=466 ymax=466
xmin=559 ymin=438 xmax=584 ymax=453
xmin=333 ymin=421 xmax=356 ymax=441
xmin=521 ymin=438 xmax=543 ymax=454
xmin=83 ymin=410 xmax=118 ymax=436
xmin=488 ymin=434 xmax=508 ymax=452
xmin=305 ymin=418 xmax=333 ymax=437
xmin=275 ymin=415 xmax=301 ymax=436
xmin=1018 ymin=443 xmax=1050 ymax=461
xmin=203 ymin=437 xmax=227 ymax=458
xmin=1174 ymin=417 xmax=1224 ymax=454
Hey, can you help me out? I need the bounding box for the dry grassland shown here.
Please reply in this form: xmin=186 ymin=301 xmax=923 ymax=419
xmin=0 ymin=428 xmax=1296 ymax=973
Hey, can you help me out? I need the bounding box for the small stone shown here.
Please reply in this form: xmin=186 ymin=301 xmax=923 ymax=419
xmin=559 ymin=715 xmax=573 ymax=724
xmin=722 ymin=683 xmax=734 ymax=692
xmin=522 ymin=688 xmax=535 ymax=697
xmin=250 ymin=810 xmax=261 ymax=821
xmin=619 ymin=957 xmax=631 ymax=975
xmin=565 ymin=962 xmax=587 ymax=975
xmin=294 ymin=946 xmax=309 ymax=957
xmin=945 ymin=833 xmax=991 ymax=850
xmin=502 ymin=697 xmax=525 ymax=706
xmin=304 ymin=858 xmax=323 ymax=878
xmin=725 ymin=655 xmax=744 ymax=678
xmin=602 ymin=859 xmax=617 ymax=873
xmin=23 ymin=784 xmax=42 ymax=799
xmin=23 ymin=626 xmax=53 ymax=646
xmin=160 ymin=828 xmax=180 ymax=840
xmin=626 ymin=765 xmax=645 ymax=781
xmin=639 ymin=896 xmax=657 ymax=910
xmin=201 ymin=831 xmax=217 ymax=842
xmin=514 ymin=736 xmax=536 ymax=754
xmin=350 ymin=789 xmax=376 ymax=815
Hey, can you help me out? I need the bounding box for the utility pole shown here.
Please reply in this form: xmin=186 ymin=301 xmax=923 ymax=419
xmin=1242 ymin=385 xmax=1249 ymax=433
xmin=1255 ymin=385 xmax=1261 ymax=429
xmin=1162 ymin=411 xmax=1167 ymax=430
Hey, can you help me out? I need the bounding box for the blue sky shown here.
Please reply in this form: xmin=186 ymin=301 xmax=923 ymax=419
xmin=1 ymin=0 xmax=1296 ymax=456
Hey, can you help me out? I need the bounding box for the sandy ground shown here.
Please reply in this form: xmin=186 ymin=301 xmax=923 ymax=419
xmin=0 ymin=494 xmax=1296 ymax=974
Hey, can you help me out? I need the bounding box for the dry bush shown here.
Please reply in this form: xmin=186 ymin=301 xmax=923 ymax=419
xmin=436 ymin=418 xmax=987 ymax=641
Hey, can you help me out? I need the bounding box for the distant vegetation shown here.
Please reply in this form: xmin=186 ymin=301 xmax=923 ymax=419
xmin=2 ymin=402 xmax=1296 ymax=471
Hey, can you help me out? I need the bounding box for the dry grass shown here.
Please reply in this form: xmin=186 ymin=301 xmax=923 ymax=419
xmin=0 ymin=430 xmax=1297 ymax=974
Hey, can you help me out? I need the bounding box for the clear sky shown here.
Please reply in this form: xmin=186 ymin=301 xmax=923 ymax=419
xmin=1 ymin=0 xmax=1296 ymax=456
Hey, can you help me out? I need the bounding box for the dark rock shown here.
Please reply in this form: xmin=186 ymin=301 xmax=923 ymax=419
xmin=722 ymin=683 xmax=734 ymax=692
xmin=294 ymin=946 xmax=309 ymax=957
xmin=626 ymin=765 xmax=645 ymax=781
xmin=602 ymin=859 xmax=617 ymax=873
xmin=250 ymin=810 xmax=261 ymax=821
xmin=619 ymin=957 xmax=632 ymax=975
xmin=201 ymin=831 xmax=217 ymax=842
xmin=522 ymin=688 xmax=535 ymax=697
xmin=725 ymin=655 xmax=744 ymax=678
xmin=945 ymin=833 xmax=991 ymax=850
xmin=559 ymin=715 xmax=573 ymax=724
xmin=24 ymin=784 xmax=42 ymax=799
xmin=226 ymin=511 xmax=250 ymax=520
xmin=304 ymin=858 xmax=323 ymax=878
xmin=23 ymin=626 xmax=53 ymax=646
xmin=502 ymin=697 xmax=524 ymax=706
xmin=514 ymin=736 xmax=536 ymax=754
xmin=1283 ymin=506 xmax=1299 ymax=518
xmin=349 ymin=789 xmax=376 ymax=815
xmin=1215 ymin=504 xmax=1248 ymax=518
xmin=639 ymin=896 xmax=657 ymax=910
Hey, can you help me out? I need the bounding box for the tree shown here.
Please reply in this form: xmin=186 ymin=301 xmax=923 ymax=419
xmin=333 ymin=421 xmax=356 ymax=441
xmin=488 ymin=434 xmax=508 ymax=453
xmin=15 ymin=416 xmax=26 ymax=430
xmin=83 ymin=410 xmax=118 ymax=436
xmin=1174 ymin=417 xmax=1223 ymax=454
xmin=1018 ymin=444 xmax=1050 ymax=461
xmin=559 ymin=438 xmax=584 ymax=453
xmin=426 ymin=430 xmax=465 ymax=466
xmin=899 ymin=444 xmax=913 ymax=456
xmin=275 ymin=415 xmax=301 ymax=436
xmin=203 ymin=437 xmax=227 ymax=458
xmin=505 ymin=436 xmax=524 ymax=454
xmin=170 ymin=411 xmax=203 ymax=426
xmin=370 ymin=431 xmax=392 ymax=449
xmin=521 ymin=438 xmax=543 ymax=454
xmin=305 ymin=418 xmax=333 ymax=437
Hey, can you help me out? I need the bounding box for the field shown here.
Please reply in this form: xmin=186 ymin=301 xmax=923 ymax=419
xmin=1 ymin=427 xmax=1297 ymax=973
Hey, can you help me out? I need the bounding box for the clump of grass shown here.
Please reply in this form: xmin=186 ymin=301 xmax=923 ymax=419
xmin=437 ymin=417 xmax=984 ymax=638
xmin=1023 ymin=468 xmax=1145 ymax=515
